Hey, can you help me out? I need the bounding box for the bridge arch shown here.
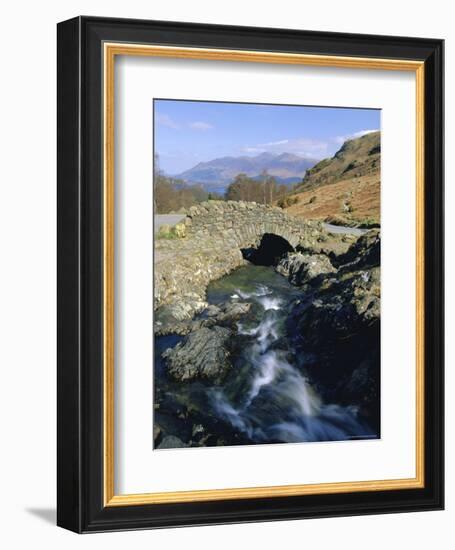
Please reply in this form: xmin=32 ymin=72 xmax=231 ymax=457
xmin=241 ymin=232 xmax=295 ymax=266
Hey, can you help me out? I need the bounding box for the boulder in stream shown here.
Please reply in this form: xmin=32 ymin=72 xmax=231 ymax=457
xmin=212 ymin=301 xmax=252 ymax=326
xmin=163 ymin=326 xmax=233 ymax=383
xmin=276 ymin=252 xmax=336 ymax=285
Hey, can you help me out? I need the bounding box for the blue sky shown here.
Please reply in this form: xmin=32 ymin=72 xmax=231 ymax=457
xmin=154 ymin=99 xmax=380 ymax=175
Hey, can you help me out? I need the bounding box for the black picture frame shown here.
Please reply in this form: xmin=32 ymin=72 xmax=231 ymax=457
xmin=57 ymin=16 xmax=444 ymax=533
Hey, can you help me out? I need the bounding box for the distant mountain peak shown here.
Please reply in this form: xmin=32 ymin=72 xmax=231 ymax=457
xmin=255 ymin=151 xmax=276 ymax=159
xmin=275 ymin=152 xmax=301 ymax=161
xmin=173 ymin=151 xmax=320 ymax=193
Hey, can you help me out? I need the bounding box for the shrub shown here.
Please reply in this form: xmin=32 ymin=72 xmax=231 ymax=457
xmin=278 ymin=195 xmax=299 ymax=208
xmin=156 ymin=223 xmax=186 ymax=240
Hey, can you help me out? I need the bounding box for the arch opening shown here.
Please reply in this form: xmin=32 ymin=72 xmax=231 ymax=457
xmin=241 ymin=233 xmax=294 ymax=266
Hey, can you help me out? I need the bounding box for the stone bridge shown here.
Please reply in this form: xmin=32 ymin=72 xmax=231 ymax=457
xmin=185 ymin=200 xmax=317 ymax=249
xmin=154 ymin=200 xmax=331 ymax=325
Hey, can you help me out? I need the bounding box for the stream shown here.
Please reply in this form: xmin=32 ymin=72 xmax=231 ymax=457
xmin=155 ymin=264 xmax=375 ymax=447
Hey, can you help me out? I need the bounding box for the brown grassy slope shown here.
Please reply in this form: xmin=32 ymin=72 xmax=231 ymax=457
xmin=283 ymin=131 xmax=380 ymax=227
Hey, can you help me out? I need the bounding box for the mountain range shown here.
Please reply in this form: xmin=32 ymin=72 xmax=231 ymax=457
xmin=173 ymin=152 xmax=319 ymax=192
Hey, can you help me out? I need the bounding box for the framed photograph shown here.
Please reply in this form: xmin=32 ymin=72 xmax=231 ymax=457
xmin=57 ymin=16 xmax=444 ymax=533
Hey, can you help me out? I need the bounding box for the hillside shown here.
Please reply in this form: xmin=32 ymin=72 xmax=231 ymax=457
xmin=175 ymin=152 xmax=318 ymax=192
xmin=282 ymin=131 xmax=380 ymax=227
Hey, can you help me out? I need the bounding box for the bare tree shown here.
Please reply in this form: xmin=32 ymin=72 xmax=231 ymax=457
xmin=261 ymin=169 xmax=268 ymax=204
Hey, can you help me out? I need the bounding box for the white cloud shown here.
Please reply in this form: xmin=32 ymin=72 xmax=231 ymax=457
xmin=352 ymin=129 xmax=379 ymax=138
xmin=242 ymin=137 xmax=329 ymax=158
xmin=258 ymin=139 xmax=289 ymax=147
xmin=155 ymin=116 xmax=214 ymax=131
xmin=155 ymin=113 xmax=180 ymax=129
xmin=243 ymin=147 xmax=266 ymax=154
xmin=189 ymin=121 xmax=214 ymax=130
xmin=334 ymin=128 xmax=379 ymax=145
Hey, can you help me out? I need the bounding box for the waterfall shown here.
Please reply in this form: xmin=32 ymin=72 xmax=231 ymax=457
xmin=211 ymin=283 xmax=371 ymax=444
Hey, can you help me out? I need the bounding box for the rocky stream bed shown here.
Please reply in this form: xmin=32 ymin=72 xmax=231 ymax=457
xmin=153 ymin=227 xmax=381 ymax=449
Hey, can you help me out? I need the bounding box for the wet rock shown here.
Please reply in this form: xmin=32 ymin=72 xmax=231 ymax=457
xmin=205 ymin=304 xmax=222 ymax=317
xmin=154 ymin=241 xmax=245 ymax=322
xmin=341 ymin=234 xmax=358 ymax=244
xmin=153 ymin=424 xmax=162 ymax=446
xmin=297 ymin=228 xmax=352 ymax=257
xmin=276 ymin=252 xmax=336 ymax=285
xmin=154 ymin=301 xmax=209 ymax=336
xmin=154 ymin=295 xmax=208 ymax=324
xmin=334 ymin=229 xmax=380 ymax=270
xmin=154 ymin=317 xmax=211 ymax=337
xmin=154 ymin=386 xmax=252 ymax=448
xmin=155 ymin=300 xmax=251 ymax=336
xmin=163 ymin=326 xmax=233 ymax=383
xmin=192 ymin=424 xmax=204 ymax=437
xmin=344 ymin=359 xmax=380 ymax=417
xmin=291 ymin=266 xmax=380 ymax=349
xmin=288 ymin=232 xmax=381 ymax=433
xmin=157 ymin=435 xmax=187 ymax=449
xmin=213 ymin=302 xmax=252 ymax=326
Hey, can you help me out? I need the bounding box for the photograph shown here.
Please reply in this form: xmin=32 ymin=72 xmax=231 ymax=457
xmin=53 ymin=10 xmax=444 ymax=536
xmin=153 ymin=99 xmax=381 ymax=449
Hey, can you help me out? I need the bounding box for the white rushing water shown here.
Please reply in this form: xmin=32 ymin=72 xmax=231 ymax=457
xmin=211 ymin=284 xmax=370 ymax=444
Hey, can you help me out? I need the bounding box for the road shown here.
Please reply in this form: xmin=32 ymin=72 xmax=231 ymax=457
xmin=323 ymin=223 xmax=369 ymax=236
xmin=154 ymin=214 xmax=186 ymax=231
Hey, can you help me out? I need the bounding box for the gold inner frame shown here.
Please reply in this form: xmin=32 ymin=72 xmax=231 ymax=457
xmin=103 ymin=43 xmax=425 ymax=507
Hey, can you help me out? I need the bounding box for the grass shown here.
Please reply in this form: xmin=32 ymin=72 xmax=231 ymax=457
xmin=156 ymin=231 xmax=180 ymax=240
